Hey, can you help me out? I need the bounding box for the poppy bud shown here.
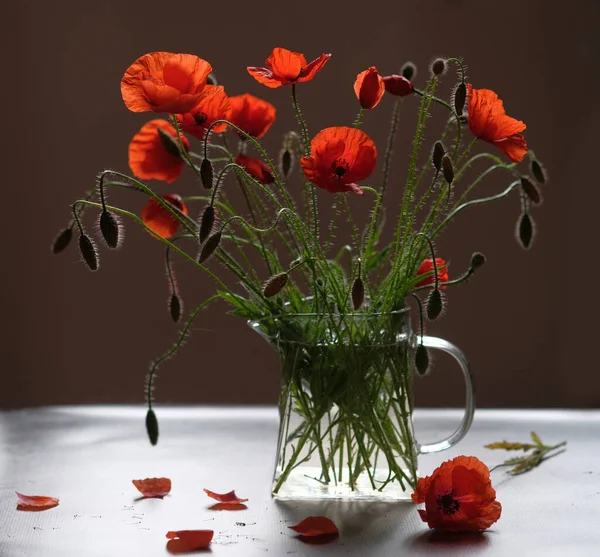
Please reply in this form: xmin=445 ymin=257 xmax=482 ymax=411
xmin=99 ymin=210 xmax=121 ymax=249
xmin=200 ymin=158 xmax=213 ymax=190
xmin=78 ymin=234 xmax=98 ymax=271
xmin=169 ymin=293 xmax=182 ymax=323
xmin=516 ymin=212 xmax=534 ymax=250
xmin=146 ymin=409 xmax=159 ymax=446
xmin=199 ymin=205 xmax=215 ymax=244
xmin=520 ymin=177 xmax=542 ymax=205
xmin=315 ymin=278 xmax=324 ymax=288
xmin=432 ymin=141 xmax=445 ymax=172
xmin=470 ymin=252 xmax=486 ymax=271
xmin=415 ymin=343 xmax=429 ymax=375
xmin=442 ymin=155 xmax=454 ymax=183
xmin=431 ymin=58 xmax=446 ymax=76
xmin=198 ymin=230 xmax=221 ymax=264
xmin=206 ymin=73 xmax=218 ymax=86
xmin=52 ymin=227 xmax=73 ymax=254
xmin=263 ymin=272 xmax=288 ymax=298
xmin=351 ymin=277 xmax=365 ymax=310
xmin=454 ymin=82 xmax=467 ymax=115
xmin=531 ymin=159 xmax=547 ymax=184
xmin=279 ymin=148 xmax=293 ymax=178
xmin=401 ymin=61 xmax=417 ymax=82
xmin=354 ymin=66 xmax=385 ymax=110
xmin=157 ymin=127 xmax=182 ymax=158
xmin=383 ymin=75 xmax=414 ymax=97
xmin=426 ymin=289 xmax=444 ymax=320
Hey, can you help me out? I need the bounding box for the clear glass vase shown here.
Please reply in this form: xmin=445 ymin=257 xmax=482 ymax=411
xmin=250 ymin=307 xmax=474 ymax=500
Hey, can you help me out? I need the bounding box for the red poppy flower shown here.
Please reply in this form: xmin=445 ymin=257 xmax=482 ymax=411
xmin=411 ymin=456 xmax=502 ymax=532
xmin=467 ymin=84 xmax=527 ymax=162
xmin=228 ymin=93 xmax=276 ymax=139
xmin=354 ymin=67 xmax=385 ymax=109
xmin=16 ymin=492 xmax=59 ymax=511
xmin=300 ymin=127 xmax=377 ymax=195
xmin=142 ymin=193 xmax=188 ymax=239
xmin=203 ymin=488 xmax=248 ymax=504
xmin=132 ymin=477 xmax=171 ymax=498
xmin=177 ymin=85 xmax=231 ymax=141
xmin=121 ymin=52 xmax=212 ymax=114
xmin=236 ymin=153 xmax=275 ymax=184
xmin=415 ymin=258 xmax=449 ymax=289
xmin=247 ymin=47 xmax=331 ymax=88
xmin=166 ymin=530 xmax=213 ymax=552
xmin=129 ymin=120 xmax=189 ymax=184
xmin=383 ymin=74 xmax=414 ymax=97
xmin=289 ymin=516 xmax=339 ymax=537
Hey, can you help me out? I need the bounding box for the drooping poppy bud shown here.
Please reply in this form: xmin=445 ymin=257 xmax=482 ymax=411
xmin=206 ymin=73 xmax=218 ymax=86
xmin=263 ymin=272 xmax=288 ymax=298
xmin=354 ymin=67 xmax=385 ymax=110
xmin=157 ymin=127 xmax=182 ymax=158
xmin=531 ymin=159 xmax=547 ymax=184
xmin=200 ymin=158 xmax=213 ymax=190
xmin=454 ymin=82 xmax=467 ymax=115
xmin=401 ymin=61 xmax=417 ymax=81
xmin=470 ymin=252 xmax=486 ymax=271
xmin=415 ymin=343 xmax=429 ymax=375
xmin=198 ymin=231 xmax=222 ymax=264
xmin=351 ymin=276 xmax=365 ymax=310
xmin=426 ymin=289 xmax=443 ymax=320
xmin=432 ymin=141 xmax=445 ymax=172
xmin=99 ymin=210 xmax=121 ymax=249
xmin=442 ymin=155 xmax=454 ymax=183
xmin=383 ymin=75 xmax=414 ymax=97
xmin=169 ymin=293 xmax=182 ymax=323
xmin=280 ymin=148 xmax=293 ymax=178
xmin=146 ymin=408 xmax=159 ymax=446
xmin=78 ymin=234 xmax=98 ymax=271
xmin=52 ymin=227 xmax=73 ymax=254
xmin=431 ymin=58 xmax=446 ymax=76
xmin=520 ymin=177 xmax=542 ymax=205
xmin=199 ymin=206 xmax=215 ymax=244
xmin=517 ymin=212 xmax=534 ymax=250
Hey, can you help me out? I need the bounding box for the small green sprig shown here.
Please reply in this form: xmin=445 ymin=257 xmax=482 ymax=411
xmin=485 ymin=431 xmax=567 ymax=475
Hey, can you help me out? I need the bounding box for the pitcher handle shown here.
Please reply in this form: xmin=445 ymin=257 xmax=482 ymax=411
xmin=416 ymin=335 xmax=475 ymax=454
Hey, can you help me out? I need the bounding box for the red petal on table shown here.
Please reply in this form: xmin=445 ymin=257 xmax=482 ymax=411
xmin=203 ymin=488 xmax=248 ymax=504
xmin=289 ymin=516 xmax=339 ymax=537
xmin=132 ymin=477 xmax=172 ymax=498
xmin=166 ymin=530 xmax=214 ymax=552
xmin=16 ymin=492 xmax=59 ymax=511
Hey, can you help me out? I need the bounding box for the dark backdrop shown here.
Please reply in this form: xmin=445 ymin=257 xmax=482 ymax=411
xmin=2 ymin=0 xmax=599 ymax=409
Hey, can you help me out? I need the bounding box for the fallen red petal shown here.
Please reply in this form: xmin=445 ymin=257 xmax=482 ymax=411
xmin=16 ymin=492 xmax=59 ymax=511
xmin=203 ymin=488 xmax=248 ymax=504
xmin=132 ymin=477 xmax=172 ymax=498
xmin=289 ymin=516 xmax=339 ymax=537
xmin=166 ymin=530 xmax=213 ymax=552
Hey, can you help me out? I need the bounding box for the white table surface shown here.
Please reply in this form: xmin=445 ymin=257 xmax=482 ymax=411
xmin=0 ymin=406 xmax=599 ymax=556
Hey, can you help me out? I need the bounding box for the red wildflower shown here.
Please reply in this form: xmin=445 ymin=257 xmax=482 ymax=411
xmin=203 ymin=488 xmax=248 ymax=504
xmin=247 ymin=47 xmax=331 ymax=88
xmin=236 ymin=153 xmax=275 ymax=184
xmin=415 ymin=258 xmax=449 ymax=289
xmin=177 ymin=85 xmax=231 ymax=141
xmin=289 ymin=516 xmax=339 ymax=537
xmin=383 ymin=75 xmax=414 ymax=97
xmin=16 ymin=492 xmax=59 ymax=511
xmin=166 ymin=530 xmax=213 ymax=552
xmin=142 ymin=194 xmax=188 ymax=239
xmin=354 ymin=67 xmax=385 ymax=109
xmin=132 ymin=477 xmax=171 ymax=498
xmin=121 ymin=52 xmax=212 ymax=114
xmin=129 ymin=120 xmax=189 ymax=183
xmin=229 ymin=93 xmax=276 ymax=139
xmin=467 ymin=84 xmax=527 ymax=162
xmin=300 ymin=127 xmax=377 ymax=195
xmin=412 ymin=456 xmax=502 ymax=532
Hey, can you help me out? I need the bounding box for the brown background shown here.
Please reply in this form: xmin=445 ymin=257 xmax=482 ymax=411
xmin=2 ymin=0 xmax=599 ymax=409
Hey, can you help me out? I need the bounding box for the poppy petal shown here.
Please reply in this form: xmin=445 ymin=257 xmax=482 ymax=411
xmin=289 ymin=516 xmax=339 ymax=537
xmin=132 ymin=477 xmax=172 ymax=498
xmin=16 ymin=492 xmax=59 ymax=511
xmin=203 ymin=488 xmax=248 ymax=504
xmin=178 ymin=86 xmax=231 ymax=140
xmin=229 ymin=94 xmax=277 ymax=139
xmin=236 ymin=153 xmax=275 ymax=184
xmin=354 ymin=67 xmax=385 ymax=109
xmin=297 ymin=53 xmax=331 ymax=83
xmin=246 ymin=67 xmax=282 ymax=88
xmin=494 ymin=134 xmax=528 ymax=163
xmin=142 ymin=193 xmax=188 ymax=239
xmin=166 ymin=530 xmax=214 ymax=552
xmin=267 ymin=48 xmax=306 ymax=82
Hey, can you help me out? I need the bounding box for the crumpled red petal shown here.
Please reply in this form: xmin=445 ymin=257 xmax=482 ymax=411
xmin=132 ymin=477 xmax=172 ymax=498
xmin=203 ymin=488 xmax=248 ymax=504
xmin=166 ymin=530 xmax=213 ymax=552
xmin=289 ymin=516 xmax=339 ymax=537
xmin=16 ymin=492 xmax=59 ymax=511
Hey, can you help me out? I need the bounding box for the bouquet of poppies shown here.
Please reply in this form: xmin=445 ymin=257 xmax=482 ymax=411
xmin=52 ymin=48 xmax=546 ymax=495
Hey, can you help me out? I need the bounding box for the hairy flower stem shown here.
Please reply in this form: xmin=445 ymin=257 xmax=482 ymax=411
xmin=379 ymin=98 xmax=403 ymax=213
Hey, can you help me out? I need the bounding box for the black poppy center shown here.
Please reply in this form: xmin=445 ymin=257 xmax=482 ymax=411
xmin=332 ymin=158 xmax=350 ymax=179
xmin=437 ymin=491 xmax=460 ymax=515
xmin=193 ymin=112 xmax=208 ymax=126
